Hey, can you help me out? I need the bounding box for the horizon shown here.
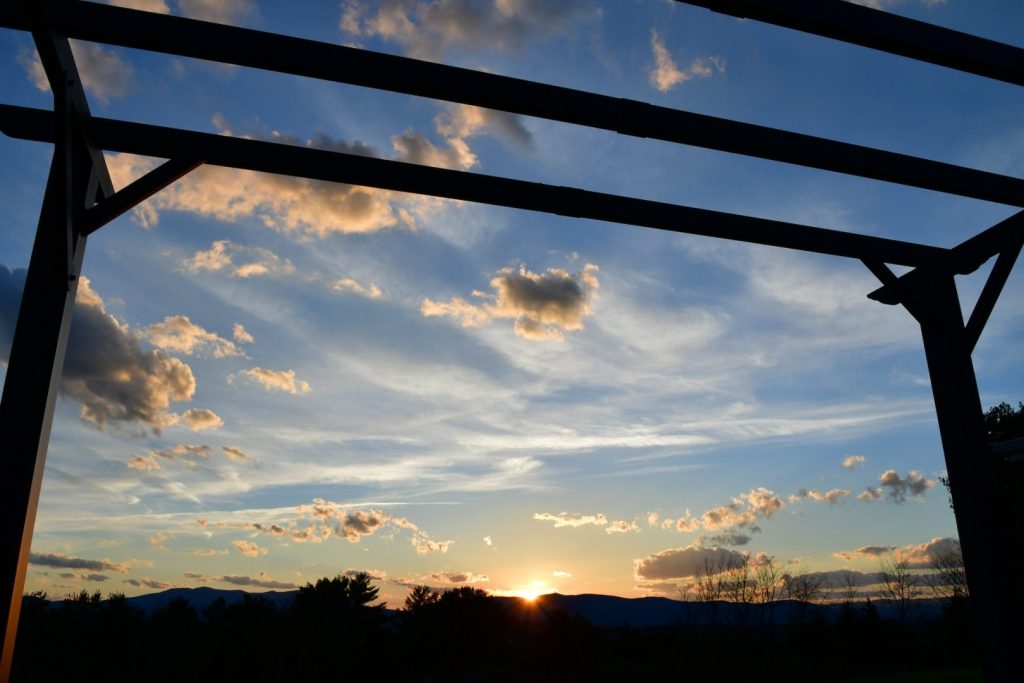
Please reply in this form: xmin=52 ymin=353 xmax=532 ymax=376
xmin=1 ymin=0 xmax=1022 ymax=611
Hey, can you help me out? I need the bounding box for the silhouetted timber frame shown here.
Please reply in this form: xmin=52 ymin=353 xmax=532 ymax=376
xmin=0 ymin=1 xmax=1020 ymax=680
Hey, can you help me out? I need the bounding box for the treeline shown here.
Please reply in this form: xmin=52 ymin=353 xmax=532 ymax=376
xmin=13 ymin=573 xmax=980 ymax=682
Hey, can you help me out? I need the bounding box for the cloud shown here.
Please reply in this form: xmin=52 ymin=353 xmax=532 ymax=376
xmin=634 ymin=544 xmax=747 ymax=580
xmin=842 ymin=455 xmax=866 ymax=470
xmin=789 ymin=488 xmax=851 ymax=505
xmin=332 ymin=278 xmax=383 ymax=299
xmin=182 ymin=240 xmax=295 ymax=278
xmin=124 ymin=577 xmax=182 ymax=590
xmin=148 ymin=532 xmax=172 ymax=549
xmin=106 ymin=0 xmax=171 ymax=13
xmin=340 ymin=0 xmax=594 ymax=60
xmin=426 ymin=571 xmax=490 ymax=584
xmin=834 ymin=537 xmax=960 ymax=569
xmin=104 ymin=118 xmax=438 ymax=236
xmin=232 ymin=323 xmax=254 ymax=344
xmin=232 ymin=540 xmax=268 ymax=558
xmin=131 ymin=443 xmax=212 ymax=470
xmin=859 ymin=469 xmax=935 ymax=503
xmin=605 ymin=520 xmax=641 ymax=534
xmin=422 ymin=263 xmax=599 ymax=341
xmin=699 ymin=532 xmax=752 ymax=547
xmin=337 ymin=510 xmax=390 ymax=542
xmin=222 ymin=446 xmax=252 ymax=462
xmin=699 ymin=487 xmax=784 ymax=531
xmin=282 ymin=499 xmax=452 ymax=554
xmin=483 ymin=536 xmax=493 ymax=546
xmin=436 ymin=104 xmax=532 ymax=148
xmin=176 ymin=0 xmax=256 ymax=23
xmin=215 ymin=572 xmax=298 ymax=589
xmin=0 ymin=269 xmax=199 ymax=434
xmin=189 ymin=549 xmax=228 ymax=557
xmin=20 ymin=40 xmax=135 ymax=104
xmin=533 ymin=511 xmax=608 ymax=528
xmin=649 ymin=31 xmax=724 ymax=93
xmin=143 ymin=315 xmax=246 ymax=358
xmin=231 ymin=367 xmax=311 ymax=394
xmin=181 ymin=408 xmax=224 ymax=431
xmin=28 ymin=553 xmax=130 ymax=573
xmin=553 ymin=570 xmax=572 ymax=578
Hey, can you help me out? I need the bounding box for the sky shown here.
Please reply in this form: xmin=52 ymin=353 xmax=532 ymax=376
xmin=1 ymin=0 xmax=1022 ymax=606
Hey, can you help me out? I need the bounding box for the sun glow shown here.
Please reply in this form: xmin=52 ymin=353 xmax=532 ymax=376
xmin=510 ymin=581 xmax=550 ymax=601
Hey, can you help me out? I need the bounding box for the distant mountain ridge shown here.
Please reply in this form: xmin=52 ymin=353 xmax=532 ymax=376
xmin=61 ymin=587 xmax=946 ymax=627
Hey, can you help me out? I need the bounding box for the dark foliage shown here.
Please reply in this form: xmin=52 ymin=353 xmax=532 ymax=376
xmin=11 ymin=576 xmax=980 ymax=682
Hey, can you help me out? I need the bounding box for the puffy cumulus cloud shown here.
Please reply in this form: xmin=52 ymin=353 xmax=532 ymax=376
xmin=106 ymin=0 xmax=171 ymax=13
xmin=175 ymin=0 xmax=256 ymax=24
xmin=605 ymin=520 xmax=641 ymax=534
xmin=422 ymin=263 xmax=599 ymax=341
xmin=232 ymin=323 xmax=254 ymax=344
xmin=143 ymin=315 xmax=246 ymax=358
xmin=28 ymin=553 xmax=129 ymax=574
xmin=633 ymin=544 xmax=747 ymax=581
xmin=699 ymin=487 xmax=783 ymax=532
xmin=699 ymin=532 xmax=752 ymax=547
xmin=436 ymin=104 xmax=532 ymax=148
xmin=127 ymin=454 xmax=162 ymax=470
xmin=232 ymin=540 xmax=268 ymax=558
xmin=789 ymin=488 xmax=851 ymax=505
xmin=649 ymin=31 xmax=724 ymax=93
xmin=261 ymin=499 xmax=454 ymax=555
xmin=340 ymin=0 xmax=594 ymax=61
xmin=835 ymin=538 xmax=960 ymax=569
xmin=20 ymin=40 xmax=135 ymax=104
xmin=533 ymin=512 xmax=608 ymax=528
xmin=859 ymin=469 xmax=935 ymax=503
xmin=842 ymin=455 xmax=866 ymax=470
xmin=221 ymin=446 xmax=252 ymax=462
xmin=148 ymin=532 xmax=173 ymax=549
xmin=426 ymin=571 xmax=490 ymax=584
xmin=181 ymin=408 xmax=223 ymax=431
xmin=104 ymin=117 xmax=443 ymax=237
xmin=231 ymin=367 xmax=311 ymax=395
xmin=392 ymin=130 xmax=477 ymax=170
xmin=182 ymin=240 xmax=295 ymax=279
xmin=647 ymin=513 xmax=660 ymax=527
xmin=337 ymin=510 xmax=390 ymax=542
xmin=215 ymin=572 xmax=298 ymax=589
xmin=0 ymin=270 xmax=199 ymax=433
xmin=332 ymin=277 xmax=383 ymax=299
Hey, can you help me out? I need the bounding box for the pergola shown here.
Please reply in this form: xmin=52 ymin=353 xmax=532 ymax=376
xmin=1 ymin=1 xmax=1021 ymax=680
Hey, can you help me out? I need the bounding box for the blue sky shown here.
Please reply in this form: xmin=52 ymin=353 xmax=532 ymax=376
xmin=1 ymin=0 xmax=1022 ymax=604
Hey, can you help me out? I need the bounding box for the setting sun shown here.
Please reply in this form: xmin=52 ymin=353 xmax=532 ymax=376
xmin=510 ymin=581 xmax=551 ymax=602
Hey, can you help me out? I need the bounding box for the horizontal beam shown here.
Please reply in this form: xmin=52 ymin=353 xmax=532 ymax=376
xmin=677 ymin=0 xmax=1024 ymax=87
xmin=0 ymin=104 xmax=948 ymax=267
xmin=0 ymin=2 xmax=1022 ymax=207
xmin=869 ymin=210 xmax=1024 ymax=304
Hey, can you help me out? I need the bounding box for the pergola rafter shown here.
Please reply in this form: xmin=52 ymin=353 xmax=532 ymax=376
xmin=1 ymin=1 xmax=1021 ymax=681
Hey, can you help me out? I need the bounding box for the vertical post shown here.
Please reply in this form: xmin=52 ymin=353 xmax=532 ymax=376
xmin=916 ymin=273 xmax=1018 ymax=682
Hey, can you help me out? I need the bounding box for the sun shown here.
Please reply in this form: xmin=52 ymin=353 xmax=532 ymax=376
xmin=511 ymin=581 xmax=550 ymax=602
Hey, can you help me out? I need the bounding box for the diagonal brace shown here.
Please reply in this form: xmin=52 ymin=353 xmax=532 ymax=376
xmin=82 ymin=156 xmax=204 ymax=235
xmin=964 ymin=236 xmax=1024 ymax=354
